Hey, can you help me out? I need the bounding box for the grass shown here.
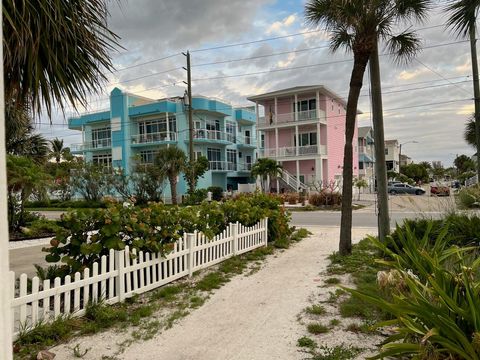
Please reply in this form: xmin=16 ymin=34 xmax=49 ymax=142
xmin=305 ymin=304 xmax=327 ymax=316
xmin=297 ymin=336 xmax=317 ymax=350
xmin=324 ymin=277 xmax=341 ymax=285
xmin=310 ymin=345 xmax=362 ymax=360
xmin=149 ymin=284 xmax=184 ymax=302
xmin=307 ymin=323 xmax=329 ymax=335
xmin=329 ymin=319 xmax=341 ymax=327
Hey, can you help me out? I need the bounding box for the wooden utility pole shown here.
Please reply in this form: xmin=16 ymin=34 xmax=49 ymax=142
xmin=369 ymin=41 xmax=390 ymax=242
xmin=183 ymin=51 xmax=195 ymax=194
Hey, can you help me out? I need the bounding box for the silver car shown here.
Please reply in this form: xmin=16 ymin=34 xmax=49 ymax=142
xmin=388 ymin=182 xmax=425 ymax=195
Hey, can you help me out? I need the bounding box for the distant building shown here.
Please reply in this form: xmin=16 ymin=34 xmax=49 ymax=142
xmin=248 ymin=85 xmax=359 ymax=191
xmin=399 ymin=154 xmax=412 ymax=167
xmin=68 ymin=87 xmax=257 ymax=202
xmin=357 ymin=126 xmax=375 ymax=190
xmin=385 ymin=139 xmax=400 ymax=173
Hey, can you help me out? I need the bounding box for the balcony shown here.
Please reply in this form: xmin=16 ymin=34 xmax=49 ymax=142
xmin=208 ymin=161 xmax=232 ymax=172
xmin=259 ymin=145 xmax=327 ymax=158
xmin=190 ymin=130 xmax=234 ymax=145
xmin=257 ymin=109 xmax=326 ymax=127
xmin=235 ymin=135 xmax=256 ymax=149
xmin=131 ymin=132 xmax=177 ymax=146
xmin=70 ymin=139 xmax=111 ymax=153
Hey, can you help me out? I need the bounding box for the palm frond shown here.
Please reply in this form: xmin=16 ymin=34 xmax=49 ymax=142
xmin=464 ymin=114 xmax=477 ymax=149
xmin=444 ymin=0 xmax=479 ymax=38
xmin=385 ymin=30 xmax=422 ymax=64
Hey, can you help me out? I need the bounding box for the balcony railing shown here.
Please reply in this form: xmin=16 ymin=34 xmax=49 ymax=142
xmin=70 ymin=139 xmax=111 ymax=152
xmin=259 ymin=145 xmax=327 ymax=158
xmin=207 ymin=161 xmax=253 ymax=172
xmin=132 ymin=132 xmax=177 ymax=144
xmin=258 ymin=109 xmax=326 ymax=125
xmin=193 ymin=130 xmax=234 ymax=143
xmin=235 ymin=135 xmax=256 ymax=146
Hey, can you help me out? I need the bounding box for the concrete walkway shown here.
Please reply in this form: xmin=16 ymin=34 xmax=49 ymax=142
xmin=51 ymin=226 xmax=377 ymax=360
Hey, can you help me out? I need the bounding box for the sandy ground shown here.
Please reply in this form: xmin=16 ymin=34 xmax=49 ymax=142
xmin=51 ymin=226 xmax=379 ymax=360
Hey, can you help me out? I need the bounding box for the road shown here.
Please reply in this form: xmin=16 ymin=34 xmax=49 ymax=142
xmin=290 ymin=210 xmax=443 ymax=228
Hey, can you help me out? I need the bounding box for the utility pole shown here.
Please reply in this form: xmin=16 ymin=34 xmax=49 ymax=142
xmin=183 ymin=51 xmax=195 ymax=194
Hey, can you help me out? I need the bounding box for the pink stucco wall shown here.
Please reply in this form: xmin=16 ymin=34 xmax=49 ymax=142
xmin=322 ymin=95 xmax=358 ymax=180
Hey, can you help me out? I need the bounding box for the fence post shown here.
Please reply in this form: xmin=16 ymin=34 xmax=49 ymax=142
xmin=231 ymin=222 xmax=238 ymax=256
xmin=264 ymin=218 xmax=269 ymax=246
xmin=187 ymin=232 xmax=196 ymax=277
xmin=115 ymin=250 xmax=125 ymax=302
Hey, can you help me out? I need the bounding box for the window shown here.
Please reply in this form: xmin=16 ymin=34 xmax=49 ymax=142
xmin=92 ymin=153 xmax=112 ymax=168
xmin=227 ymin=149 xmax=237 ymax=170
xmin=206 ymin=119 xmax=220 ymax=140
xmin=359 ymin=162 xmax=364 ymax=170
xmin=195 ymin=151 xmax=203 ymax=160
xmin=226 ymin=121 xmax=236 ymax=142
xmin=138 ymin=116 xmax=176 ymax=140
xmin=296 ymin=132 xmax=317 ymax=147
xmin=385 ymin=148 xmax=389 ymax=155
xmin=260 ymin=134 xmax=265 ymax=148
xmin=92 ymin=127 xmax=111 ymax=148
xmin=207 ymin=148 xmax=222 ymax=170
xmin=139 ymin=150 xmax=156 ymax=164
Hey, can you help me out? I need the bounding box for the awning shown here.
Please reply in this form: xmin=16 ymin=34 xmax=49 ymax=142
xmin=359 ymin=154 xmax=374 ymax=163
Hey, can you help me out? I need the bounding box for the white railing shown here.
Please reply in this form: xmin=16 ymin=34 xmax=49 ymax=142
xmin=70 ymin=139 xmax=112 ymax=151
xmin=465 ymin=174 xmax=479 ymax=187
xmin=259 ymin=145 xmax=326 ymax=158
xmin=280 ymin=169 xmax=308 ymax=191
xmin=194 ymin=129 xmax=234 ymax=143
xmin=236 ymin=135 xmax=255 ymax=146
xmin=258 ymin=109 xmax=326 ymax=125
xmin=132 ymin=132 xmax=177 ymax=144
xmin=237 ymin=163 xmax=253 ymax=171
xmin=208 ymin=161 xmax=234 ymax=171
xmin=10 ymin=219 xmax=268 ymax=340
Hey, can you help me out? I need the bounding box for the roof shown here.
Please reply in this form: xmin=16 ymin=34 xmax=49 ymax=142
xmin=385 ymin=139 xmax=399 ymax=145
xmin=358 ymin=126 xmax=372 ymax=138
xmin=248 ymin=84 xmax=355 ymax=109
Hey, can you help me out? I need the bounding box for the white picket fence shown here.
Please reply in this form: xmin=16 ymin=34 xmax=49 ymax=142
xmin=10 ymin=218 xmax=268 ymax=339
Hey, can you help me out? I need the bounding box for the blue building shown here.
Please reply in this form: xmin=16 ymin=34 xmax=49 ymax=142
xmin=68 ymin=88 xmax=257 ymax=201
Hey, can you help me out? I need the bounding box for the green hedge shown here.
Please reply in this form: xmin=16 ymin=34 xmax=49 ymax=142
xmin=43 ymin=194 xmax=292 ymax=276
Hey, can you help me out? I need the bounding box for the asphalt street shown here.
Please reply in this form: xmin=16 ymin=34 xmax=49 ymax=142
xmin=290 ymin=210 xmax=443 ymax=228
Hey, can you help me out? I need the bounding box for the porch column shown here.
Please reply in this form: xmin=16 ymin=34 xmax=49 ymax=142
xmin=317 ymin=122 xmax=321 ymax=155
xmin=294 ymin=94 xmax=298 ymax=122
xmin=296 ymin=160 xmax=300 ymax=189
xmin=166 ymin=112 xmax=170 ymax=140
xmin=275 ymin=128 xmax=279 ymax=158
xmin=315 ymin=158 xmax=322 ymax=183
xmin=274 ymin=97 xmax=278 ymax=124
xmin=255 ymin=102 xmax=261 ymax=153
xmin=316 ymin=91 xmax=320 ymax=120
xmin=295 ymin=125 xmax=299 ymax=156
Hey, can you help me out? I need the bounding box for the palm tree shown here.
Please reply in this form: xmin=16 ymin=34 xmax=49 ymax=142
xmin=251 ymin=158 xmax=283 ymax=192
xmin=3 ymin=0 xmax=121 ymax=118
xmin=465 ymin=115 xmax=477 ymax=149
xmin=446 ymin=0 xmax=480 ymax=181
xmin=155 ymin=146 xmax=187 ymax=205
xmin=50 ymin=138 xmax=65 ymax=163
xmin=305 ymin=0 xmax=431 ymax=255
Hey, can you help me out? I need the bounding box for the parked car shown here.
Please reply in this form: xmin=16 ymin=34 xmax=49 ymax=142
xmin=451 ymin=180 xmax=461 ymax=189
xmin=388 ymin=182 xmax=426 ymax=195
xmin=430 ymin=183 xmax=450 ymax=196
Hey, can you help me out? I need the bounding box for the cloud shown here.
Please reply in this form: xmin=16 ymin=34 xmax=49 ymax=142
xmin=266 ymin=14 xmax=297 ymax=35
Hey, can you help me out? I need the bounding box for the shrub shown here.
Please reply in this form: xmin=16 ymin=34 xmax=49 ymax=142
xmin=309 ymin=191 xmax=342 ymax=206
xmin=349 ymin=221 xmax=480 ymax=360
xmin=207 ymin=186 xmax=223 ymax=201
xmin=458 ymin=185 xmax=480 ymax=209
xmin=284 ymin=192 xmax=299 ymax=204
xmin=183 ymin=188 xmax=208 ymax=205
xmin=22 ymin=218 xmax=62 ymax=237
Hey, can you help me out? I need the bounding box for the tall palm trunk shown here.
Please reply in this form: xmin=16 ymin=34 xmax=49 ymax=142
xmin=469 ymin=24 xmax=480 ymax=181
xmin=370 ymin=42 xmax=390 ymax=241
xmin=339 ymin=51 xmax=370 ymax=256
xmin=169 ymin=176 xmax=178 ymax=205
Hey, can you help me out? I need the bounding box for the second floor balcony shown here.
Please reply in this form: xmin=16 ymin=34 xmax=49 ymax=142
xmin=70 ymin=138 xmax=111 ymax=153
xmin=131 ymin=131 xmax=177 ymax=146
xmin=258 ymin=109 xmax=326 ymax=127
xmin=191 ymin=130 xmax=234 ymax=145
xmin=208 ymin=161 xmax=253 ymax=172
xmin=259 ymin=144 xmax=327 ymax=158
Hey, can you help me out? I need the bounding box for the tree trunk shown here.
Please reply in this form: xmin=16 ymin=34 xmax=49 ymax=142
xmin=339 ymin=52 xmax=370 ymax=256
xmin=370 ymin=41 xmax=390 ymax=242
xmin=170 ymin=176 xmax=177 ymax=205
xmin=470 ymin=25 xmax=480 ymax=181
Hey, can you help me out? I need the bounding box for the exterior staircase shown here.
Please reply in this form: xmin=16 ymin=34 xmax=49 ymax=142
xmin=278 ymin=169 xmax=308 ymax=192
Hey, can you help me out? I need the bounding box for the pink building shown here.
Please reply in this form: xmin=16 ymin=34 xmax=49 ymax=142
xmin=248 ymin=85 xmax=359 ymax=191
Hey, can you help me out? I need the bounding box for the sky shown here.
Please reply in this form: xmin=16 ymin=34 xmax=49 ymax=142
xmin=38 ymin=0 xmax=477 ymax=167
